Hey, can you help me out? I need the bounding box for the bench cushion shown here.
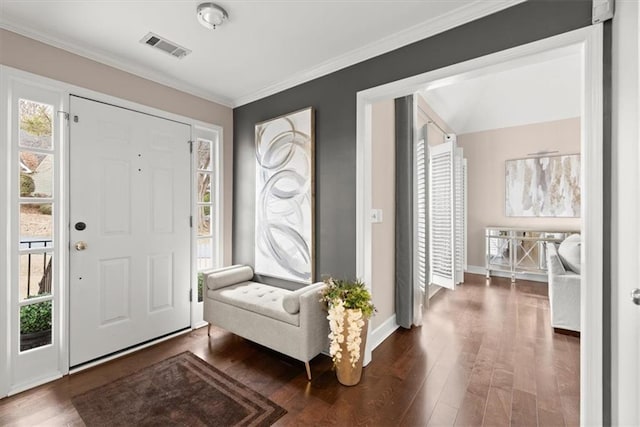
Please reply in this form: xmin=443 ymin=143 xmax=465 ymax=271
xmin=207 ymin=282 xmax=299 ymax=326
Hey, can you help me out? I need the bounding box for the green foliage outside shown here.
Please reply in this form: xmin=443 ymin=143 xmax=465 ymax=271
xmin=20 ymin=173 xmax=35 ymax=196
xmin=204 ymin=192 xmax=211 ymax=216
xmin=20 ymin=103 xmax=52 ymax=137
xmin=38 ymin=204 xmax=52 ymax=215
xmin=320 ymin=278 xmax=376 ymax=318
xmin=197 ymin=272 xmax=204 ymax=302
xmin=20 ymin=300 xmax=52 ymax=334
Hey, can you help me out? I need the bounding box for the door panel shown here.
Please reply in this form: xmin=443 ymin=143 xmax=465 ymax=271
xmin=69 ymin=96 xmax=190 ymax=366
xmin=100 ymin=257 xmax=131 ymax=324
xmin=148 ymin=253 xmax=173 ymax=311
xmin=102 ymin=160 xmax=131 ymax=234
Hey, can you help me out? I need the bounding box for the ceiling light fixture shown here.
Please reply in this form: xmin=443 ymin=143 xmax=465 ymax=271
xmin=197 ymin=3 xmax=228 ymax=30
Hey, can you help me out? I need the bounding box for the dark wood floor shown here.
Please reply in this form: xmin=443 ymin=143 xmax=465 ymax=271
xmin=0 ymin=274 xmax=579 ymax=426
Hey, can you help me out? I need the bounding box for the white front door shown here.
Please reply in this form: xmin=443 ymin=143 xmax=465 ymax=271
xmin=69 ymin=96 xmax=191 ymax=366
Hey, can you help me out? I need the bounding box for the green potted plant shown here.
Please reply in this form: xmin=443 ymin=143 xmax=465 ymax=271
xmin=20 ymin=300 xmax=52 ymax=351
xmin=319 ymin=277 xmax=375 ymax=386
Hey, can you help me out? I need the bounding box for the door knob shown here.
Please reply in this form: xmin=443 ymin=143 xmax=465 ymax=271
xmin=75 ymin=241 xmax=87 ymax=251
xmin=632 ymin=288 xmax=640 ymax=306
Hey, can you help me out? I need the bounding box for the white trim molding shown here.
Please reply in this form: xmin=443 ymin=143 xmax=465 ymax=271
xmin=233 ymin=0 xmax=526 ymax=107
xmin=369 ymin=315 xmax=400 ymax=352
xmin=1 ymin=1 xmax=526 ymax=109
xmin=356 ymin=25 xmax=603 ymax=425
xmin=611 ymin=0 xmax=640 ymax=424
xmin=0 ymin=65 xmax=225 ymax=396
xmin=0 ymin=21 xmax=234 ymax=108
xmin=0 ymin=61 xmax=9 ymax=399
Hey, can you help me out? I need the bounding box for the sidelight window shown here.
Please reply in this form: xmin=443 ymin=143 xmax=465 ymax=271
xmin=195 ymin=134 xmax=219 ymax=303
xmin=17 ymin=99 xmax=56 ymax=352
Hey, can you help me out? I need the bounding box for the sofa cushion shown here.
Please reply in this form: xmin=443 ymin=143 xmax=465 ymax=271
xmin=546 ymin=242 xmax=566 ymax=275
xmin=558 ymin=234 xmax=581 ymax=274
xmin=207 ymin=265 xmax=254 ymax=291
xmin=208 ymin=282 xmax=299 ymax=326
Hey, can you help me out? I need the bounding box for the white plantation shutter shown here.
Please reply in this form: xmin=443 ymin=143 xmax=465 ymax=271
xmin=427 ymin=137 xmax=466 ymax=290
xmin=415 ymin=135 xmax=428 ymax=293
xmin=429 ymin=140 xmax=456 ymax=289
xmin=454 ymin=147 xmax=465 ymax=284
xmin=463 ymin=158 xmax=468 ymax=271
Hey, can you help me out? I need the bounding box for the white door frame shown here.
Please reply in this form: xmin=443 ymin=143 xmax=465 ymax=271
xmin=612 ymin=1 xmax=640 ymax=424
xmin=0 ymin=63 xmax=10 ymax=399
xmin=356 ymin=25 xmax=603 ymax=424
xmin=191 ymin=124 xmax=223 ymax=329
xmin=0 ymin=65 xmax=224 ymax=395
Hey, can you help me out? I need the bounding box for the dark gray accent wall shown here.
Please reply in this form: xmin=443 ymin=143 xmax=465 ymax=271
xmin=233 ymin=1 xmax=592 ymax=284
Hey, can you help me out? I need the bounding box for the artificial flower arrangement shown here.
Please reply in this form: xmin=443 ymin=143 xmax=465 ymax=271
xmin=319 ymin=277 xmax=376 ymax=368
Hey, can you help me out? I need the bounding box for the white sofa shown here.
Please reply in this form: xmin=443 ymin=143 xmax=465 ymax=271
xmin=546 ymin=239 xmax=581 ymax=333
xmin=203 ymin=265 xmax=328 ymax=380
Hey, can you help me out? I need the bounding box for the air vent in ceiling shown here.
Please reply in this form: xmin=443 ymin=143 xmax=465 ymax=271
xmin=140 ymin=32 xmax=191 ymax=59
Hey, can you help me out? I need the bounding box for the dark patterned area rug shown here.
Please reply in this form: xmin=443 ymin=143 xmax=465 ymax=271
xmin=71 ymin=351 xmax=286 ymax=427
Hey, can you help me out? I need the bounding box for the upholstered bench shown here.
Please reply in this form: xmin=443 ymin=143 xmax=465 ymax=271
xmin=203 ymin=265 xmax=328 ymax=380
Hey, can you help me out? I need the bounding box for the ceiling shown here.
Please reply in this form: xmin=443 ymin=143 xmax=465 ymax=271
xmin=421 ymin=52 xmax=581 ymax=134
xmin=0 ymin=0 xmax=523 ymax=107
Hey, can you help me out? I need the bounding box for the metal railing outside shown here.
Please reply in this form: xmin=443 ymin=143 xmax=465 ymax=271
xmin=20 ymin=238 xmax=53 ymax=297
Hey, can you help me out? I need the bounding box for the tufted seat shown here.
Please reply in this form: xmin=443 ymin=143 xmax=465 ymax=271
xmin=203 ymin=265 xmax=328 ymax=380
xmin=208 ymin=282 xmax=299 ymax=326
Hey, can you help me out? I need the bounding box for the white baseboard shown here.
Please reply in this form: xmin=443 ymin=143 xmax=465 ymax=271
xmin=369 ymin=314 xmax=400 ymax=351
xmin=8 ymin=372 xmax=63 ymax=397
xmin=192 ymin=320 xmax=208 ymax=330
xmin=466 ymin=265 xmax=548 ymax=283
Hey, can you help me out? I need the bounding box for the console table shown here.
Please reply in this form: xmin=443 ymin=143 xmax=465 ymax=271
xmin=485 ymin=227 xmax=578 ymax=282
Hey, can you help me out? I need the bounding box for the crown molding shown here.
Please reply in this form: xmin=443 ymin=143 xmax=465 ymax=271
xmin=0 ymin=0 xmax=525 ymax=109
xmin=0 ymin=20 xmax=234 ymax=108
xmin=232 ymin=0 xmax=526 ymax=108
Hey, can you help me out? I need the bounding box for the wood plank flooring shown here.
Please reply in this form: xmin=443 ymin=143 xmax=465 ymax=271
xmin=0 ymin=274 xmax=579 ymax=426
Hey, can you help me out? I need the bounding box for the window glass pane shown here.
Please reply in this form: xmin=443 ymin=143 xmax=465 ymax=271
xmin=197 ymin=205 xmax=211 ymax=237
xmin=197 ymin=173 xmax=211 ymax=203
xmin=197 ymin=272 xmax=204 ymax=303
xmin=19 ymin=252 xmax=53 ymax=301
xmin=197 ymin=238 xmax=213 ymax=271
xmin=19 ymin=152 xmax=53 ymax=198
xmin=20 ymin=203 xmax=53 ymax=243
xmin=20 ymin=300 xmax=52 ymax=352
xmin=197 ymin=139 xmax=212 ymax=171
xmin=19 ymin=99 xmax=53 ymax=150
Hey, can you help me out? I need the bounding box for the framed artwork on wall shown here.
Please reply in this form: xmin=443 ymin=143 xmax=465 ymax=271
xmin=254 ymin=107 xmax=315 ymax=283
xmin=505 ymin=154 xmax=580 ymax=217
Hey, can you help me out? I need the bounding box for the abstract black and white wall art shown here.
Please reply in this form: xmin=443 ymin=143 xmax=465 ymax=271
xmin=505 ymin=154 xmax=580 ymax=217
xmin=255 ymin=108 xmax=314 ymax=283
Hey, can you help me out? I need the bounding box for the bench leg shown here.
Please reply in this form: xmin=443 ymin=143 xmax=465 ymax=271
xmin=305 ymin=362 xmax=311 ymax=381
xmin=207 ymin=323 xmax=211 ymax=337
